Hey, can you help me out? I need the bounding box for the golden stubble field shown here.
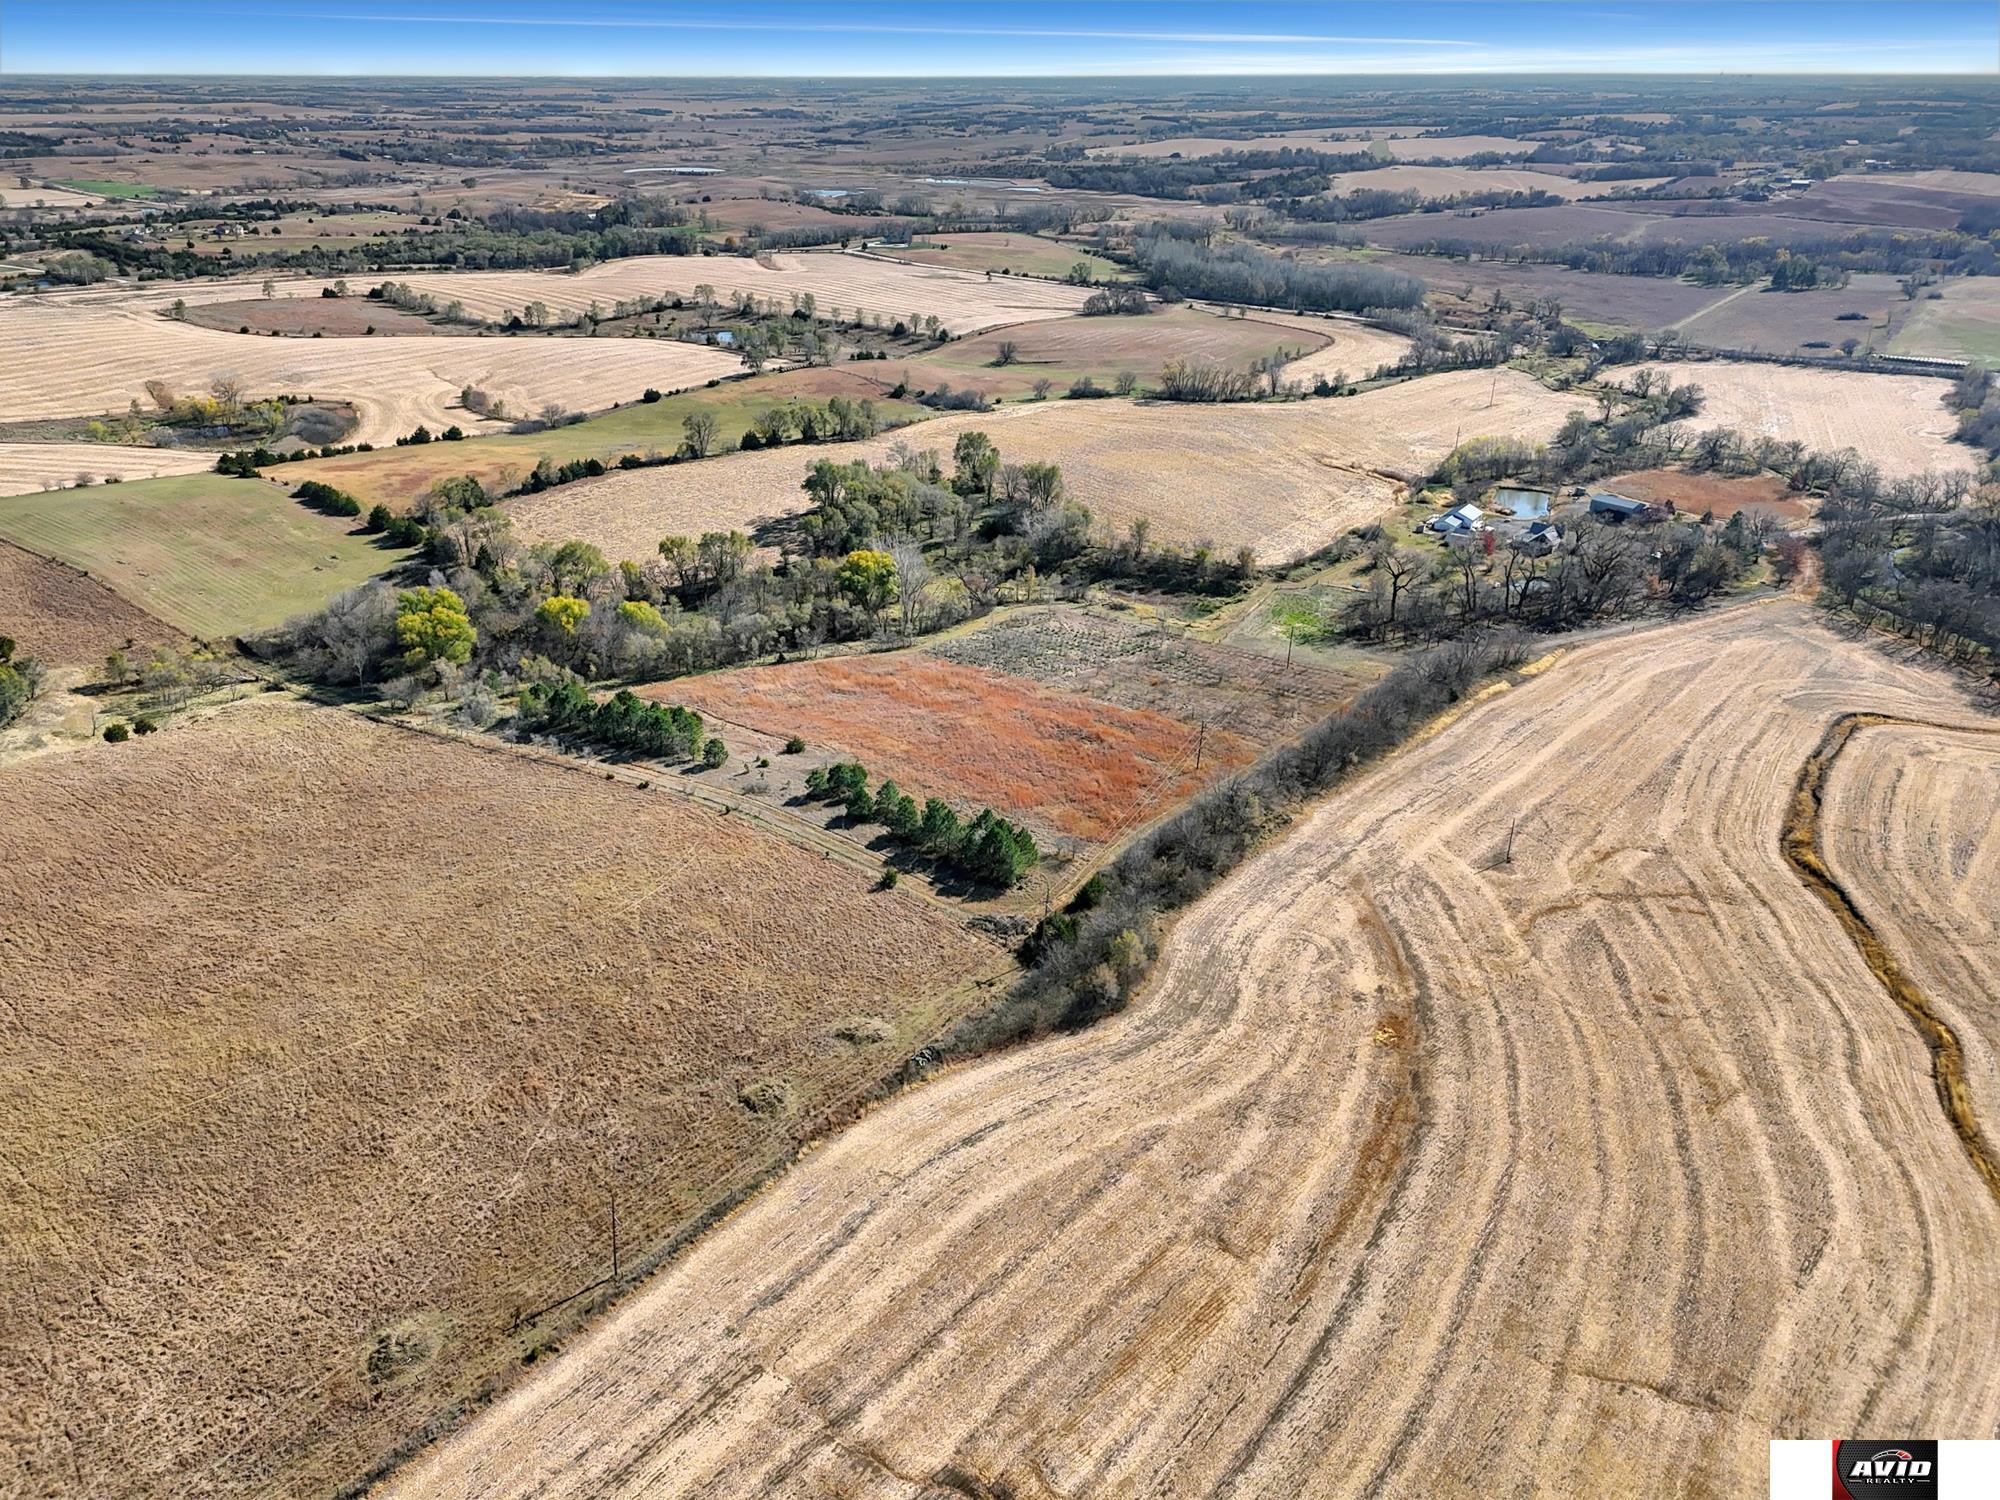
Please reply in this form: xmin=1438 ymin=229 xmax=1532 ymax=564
xmin=1637 ymin=361 xmax=1977 ymax=476
xmin=382 ymin=603 xmax=2000 ymax=1500
xmin=0 ymin=283 xmax=743 ymax=447
xmin=0 ymin=441 xmax=215 ymax=495
xmin=508 ymin=367 xmax=1590 ymax=564
xmin=0 ymin=698 xmax=1001 ymax=1500
xmin=380 ymin=248 xmax=1092 ymax=332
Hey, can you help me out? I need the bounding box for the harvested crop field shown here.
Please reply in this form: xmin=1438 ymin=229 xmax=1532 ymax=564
xmin=1824 ymin=721 xmax=2000 ymax=1154
xmin=513 ymin=368 xmax=1591 ymax=564
xmin=381 ymin=249 xmax=1091 ymax=334
xmin=0 ymin=698 xmax=999 ymax=1500
xmin=0 ymin=441 xmax=215 ymax=495
xmin=665 ymin=608 xmax=1361 ymax=851
xmin=0 ymin=473 xmax=408 ymax=638
xmin=898 ymin=305 xmax=1346 ymax=400
xmin=0 ymin=284 xmax=742 ymax=446
xmin=0 ymin=538 xmax=180 ymax=666
xmin=381 ymin=602 xmax=2000 ymax=1500
xmin=1321 ymin=164 xmax=1666 ymax=200
xmin=1635 ymin=361 xmax=1975 ymax=476
xmin=1086 ymin=131 xmax=1531 ymax=161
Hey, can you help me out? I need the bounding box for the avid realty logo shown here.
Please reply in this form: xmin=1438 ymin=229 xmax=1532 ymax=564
xmin=1834 ymin=1439 xmax=1938 ymax=1499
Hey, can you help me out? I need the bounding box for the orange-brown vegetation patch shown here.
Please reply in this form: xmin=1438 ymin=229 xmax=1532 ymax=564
xmin=663 ymin=650 xmax=1249 ymax=845
xmin=0 ymin=538 xmax=181 ymax=666
xmin=0 ymin=698 xmax=997 ymax=1500
xmin=1606 ymin=467 xmax=1809 ymax=520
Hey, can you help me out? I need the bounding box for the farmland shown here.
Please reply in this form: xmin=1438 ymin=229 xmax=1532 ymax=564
xmin=0 ymin=538 xmax=180 ymax=666
xmin=378 ymin=249 xmax=1092 ymax=333
xmin=286 ymin=367 xmax=925 ymax=515
xmin=0 ymin=442 xmax=215 ymax=495
xmin=509 ymin=368 xmax=1591 ymax=564
xmin=1085 ymin=130 xmax=1533 ymax=160
xmin=1315 ymin=164 xmax=1670 ymax=200
xmin=874 ymin=233 xmax=1126 ymax=281
xmin=664 ymin=607 xmax=1362 ymax=856
xmin=1665 ymin=273 xmax=1910 ymax=357
xmin=0 ymin=284 xmax=743 ymax=446
xmin=377 ymin=603 xmax=2000 ymax=1500
xmin=1635 ymin=361 xmax=1975 ymax=476
xmin=0 ymin=698 xmax=1000 ymax=1500
xmin=890 ymin=304 xmax=1350 ymax=401
xmin=1890 ymin=277 xmax=2000 ymax=363
xmin=0 ymin=472 xmax=407 ymax=638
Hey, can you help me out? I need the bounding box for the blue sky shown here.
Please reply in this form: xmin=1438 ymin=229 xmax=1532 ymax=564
xmin=2 ymin=1 xmax=1996 ymax=76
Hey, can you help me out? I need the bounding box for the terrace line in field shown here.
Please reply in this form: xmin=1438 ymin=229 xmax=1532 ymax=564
xmin=379 ymin=603 xmax=2000 ymax=1500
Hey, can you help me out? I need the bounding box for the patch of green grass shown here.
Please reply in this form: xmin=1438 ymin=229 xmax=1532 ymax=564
xmin=0 ymin=473 xmax=411 ymax=638
xmin=288 ymin=372 xmax=928 ymax=512
xmin=1268 ymin=590 xmax=1342 ymax=644
xmin=59 ymin=180 xmax=160 ymax=199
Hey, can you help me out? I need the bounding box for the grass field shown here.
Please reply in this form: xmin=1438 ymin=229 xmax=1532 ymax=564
xmin=291 ymin=367 xmax=926 ymax=514
xmin=383 ymin=603 xmax=2000 ymax=1500
xmin=55 ymin=179 xmax=159 ymax=199
xmin=875 ymin=233 xmax=1126 ymax=282
xmin=1635 ymin=360 xmax=1975 ymax=476
xmin=0 ymin=538 xmax=181 ymax=667
xmin=0 ymin=697 xmax=1001 ymax=1500
xmin=1889 ymin=278 xmax=2000 ymax=364
xmin=508 ymin=368 xmax=1590 ymax=565
xmin=0 ymin=472 xmax=408 ymax=638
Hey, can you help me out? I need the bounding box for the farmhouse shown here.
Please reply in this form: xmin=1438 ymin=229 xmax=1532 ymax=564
xmin=1497 ymin=518 xmax=1564 ymax=557
xmin=1427 ymin=502 xmax=1484 ymax=535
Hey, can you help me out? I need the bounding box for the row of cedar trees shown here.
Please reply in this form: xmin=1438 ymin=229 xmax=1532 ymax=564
xmin=515 ymin=680 xmax=729 ymax=768
xmin=804 ymin=760 xmax=1040 ymax=888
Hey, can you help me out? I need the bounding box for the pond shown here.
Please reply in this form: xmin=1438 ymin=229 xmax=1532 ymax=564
xmin=1491 ymin=486 xmax=1552 ymax=518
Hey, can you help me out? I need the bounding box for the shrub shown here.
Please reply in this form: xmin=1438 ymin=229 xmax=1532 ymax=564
xmin=701 ymin=736 xmax=729 ymax=769
xmin=132 ymin=715 xmax=159 ymax=735
xmin=783 ymin=735 xmax=806 ymax=753
xmin=293 ymin=479 xmax=361 ymax=517
xmin=103 ymin=722 xmax=130 ymax=742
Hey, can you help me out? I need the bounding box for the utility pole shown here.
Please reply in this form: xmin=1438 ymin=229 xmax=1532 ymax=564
xmin=1194 ymin=722 xmax=1206 ymax=773
xmin=1285 ymin=619 xmax=1296 ymax=667
xmin=609 ymin=1188 xmax=620 ymax=1283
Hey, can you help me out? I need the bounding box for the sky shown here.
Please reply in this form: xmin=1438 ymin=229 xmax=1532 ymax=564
xmin=1 ymin=0 xmax=1996 ymax=77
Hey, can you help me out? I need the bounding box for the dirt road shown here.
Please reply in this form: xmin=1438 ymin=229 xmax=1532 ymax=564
xmin=383 ymin=603 xmax=2000 ymax=1500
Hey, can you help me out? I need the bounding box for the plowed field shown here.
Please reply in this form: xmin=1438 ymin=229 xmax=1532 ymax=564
xmin=383 ymin=603 xmax=2000 ymax=1500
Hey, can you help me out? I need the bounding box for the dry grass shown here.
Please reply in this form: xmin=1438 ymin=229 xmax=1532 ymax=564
xmin=0 ymin=280 xmax=742 ymax=445
xmin=381 ymin=249 xmax=1091 ymax=334
xmin=1637 ymin=361 xmax=1977 ymax=476
xmin=1604 ymin=467 xmax=1809 ymax=521
xmin=0 ymin=698 xmax=997 ymax=1500
xmin=665 ymin=651 xmax=1234 ymax=847
xmin=512 ymin=368 xmax=1590 ymax=564
xmin=0 ymin=537 xmax=181 ymax=666
xmin=381 ymin=603 xmax=2000 ymax=1500
xmin=0 ymin=442 xmax=214 ymax=496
